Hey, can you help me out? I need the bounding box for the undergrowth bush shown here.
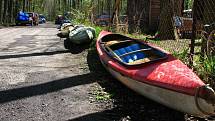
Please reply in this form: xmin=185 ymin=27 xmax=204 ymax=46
xmin=89 ymin=26 xmax=103 ymax=49
xmin=194 ymin=56 xmax=215 ymax=86
xmin=172 ymin=49 xmax=190 ymax=65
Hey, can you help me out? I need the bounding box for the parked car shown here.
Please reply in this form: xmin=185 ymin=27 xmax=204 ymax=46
xmin=16 ymin=11 xmax=31 ymax=25
xmin=55 ymin=15 xmax=64 ymax=24
xmin=55 ymin=15 xmax=71 ymax=25
xmin=95 ymin=14 xmax=111 ymax=26
xmin=39 ymin=14 xmax=46 ymax=24
xmin=16 ymin=11 xmax=39 ymax=26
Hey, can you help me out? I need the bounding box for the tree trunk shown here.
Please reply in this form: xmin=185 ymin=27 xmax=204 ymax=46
xmin=107 ymin=0 xmax=111 ymax=16
xmin=8 ymin=0 xmax=13 ymax=24
xmin=0 ymin=0 xmax=3 ymax=24
xmin=23 ymin=0 xmax=26 ymax=12
xmin=3 ymin=0 xmax=8 ymax=25
xmin=72 ymin=0 xmax=76 ymax=9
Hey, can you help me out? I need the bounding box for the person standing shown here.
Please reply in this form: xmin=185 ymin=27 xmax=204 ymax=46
xmin=174 ymin=16 xmax=183 ymax=37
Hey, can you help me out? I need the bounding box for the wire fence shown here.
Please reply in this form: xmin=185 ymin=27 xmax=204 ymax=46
xmin=191 ymin=0 xmax=215 ymax=59
xmin=158 ymin=0 xmax=215 ymax=65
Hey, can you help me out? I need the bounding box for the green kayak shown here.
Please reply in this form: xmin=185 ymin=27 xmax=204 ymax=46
xmin=69 ymin=26 xmax=96 ymax=44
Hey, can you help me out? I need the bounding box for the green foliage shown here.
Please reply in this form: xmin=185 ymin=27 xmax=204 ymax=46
xmin=172 ymin=49 xmax=189 ymax=65
xmin=126 ymin=33 xmax=147 ymax=41
xmin=69 ymin=9 xmax=87 ymax=24
xmin=69 ymin=0 xmax=94 ymax=24
xmin=194 ymin=56 xmax=215 ymax=84
xmin=94 ymin=26 xmax=103 ymax=37
xmin=185 ymin=0 xmax=193 ymax=9
xmin=92 ymin=86 xmax=114 ymax=101
xmin=89 ymin=26 xmax=103 ymax=49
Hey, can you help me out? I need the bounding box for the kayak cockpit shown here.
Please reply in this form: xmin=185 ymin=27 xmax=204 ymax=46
xmin=100 ymin=35 xmax=168 ymax=66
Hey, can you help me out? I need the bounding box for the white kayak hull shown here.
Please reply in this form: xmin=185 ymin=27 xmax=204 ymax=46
xmin=101 ymin=60 xmax=214 ymax=117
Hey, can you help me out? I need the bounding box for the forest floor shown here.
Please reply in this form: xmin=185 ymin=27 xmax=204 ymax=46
xmin=0 ymin=22 xmax=212 ymax=121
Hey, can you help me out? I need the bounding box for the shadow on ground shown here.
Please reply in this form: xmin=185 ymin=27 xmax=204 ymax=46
xmin=68 ymin=109 xmax=128 ymax=121
xmin=85 ymin=49 xmax=186 ymax=121
xmin=64 ymin=39 xmax=90 ymax=54
xmin=0 ymin=50 xmax=70 ymax=60
xmin=0 ymin=73 xmax=95 ymax=103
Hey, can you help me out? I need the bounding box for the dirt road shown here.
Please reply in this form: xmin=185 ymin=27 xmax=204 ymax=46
xmin=0 ymin=23 xmax=209 ymax=121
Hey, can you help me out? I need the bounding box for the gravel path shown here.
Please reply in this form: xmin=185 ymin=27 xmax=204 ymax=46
xmin=0 ymin=23 xmax=212 ymax=121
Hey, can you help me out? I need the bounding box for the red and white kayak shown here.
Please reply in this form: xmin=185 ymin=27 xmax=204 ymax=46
xmin=96 ymin=31 xmax=215 ymax=117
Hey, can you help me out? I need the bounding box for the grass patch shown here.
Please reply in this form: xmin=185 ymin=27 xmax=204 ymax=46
xmin=194 ymin=56 xmax=215 ymax=86
xmin=89 ymin=26 xmax=103 ymax=49
xmin=172 ymin=48 xmax=190 ymax=65
xmin=91 ymin=85 xmax=114 ymax=101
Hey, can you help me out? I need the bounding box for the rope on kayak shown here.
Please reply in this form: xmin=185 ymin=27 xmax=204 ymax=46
xmin=194 ymin=85 xmax=215 ymax=116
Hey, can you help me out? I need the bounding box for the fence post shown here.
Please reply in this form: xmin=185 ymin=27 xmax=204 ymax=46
xmin=189 ymin=0 xmax=197 ymax=67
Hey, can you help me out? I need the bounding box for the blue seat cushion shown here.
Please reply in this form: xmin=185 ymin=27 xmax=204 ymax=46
xmin=130 ymin=44 xmax=145 ymax=59
xmin=114 ymin=50 xmax=127 ymax=62
xmin=114 ymin=48 xmax=133 ymax=63
xmin=118 ymin=48 xmax=133 ymax=63
xmin=113 ymin=44 xmax=146 ymax=63
xmin=125 ymin=46 xmax=138 ymax=61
